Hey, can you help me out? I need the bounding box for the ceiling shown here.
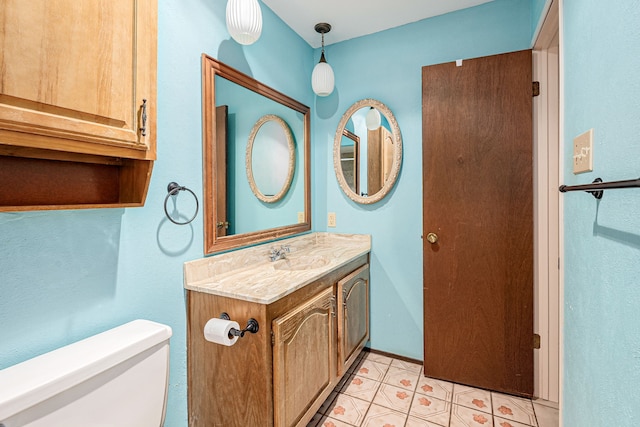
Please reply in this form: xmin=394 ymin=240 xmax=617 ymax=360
xmin=261 ymin=0 xmax=495 ymax=48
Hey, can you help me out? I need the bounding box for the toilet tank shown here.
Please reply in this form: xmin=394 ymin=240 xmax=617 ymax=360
xmin=0 ymin=319 xmax=172 ymax=427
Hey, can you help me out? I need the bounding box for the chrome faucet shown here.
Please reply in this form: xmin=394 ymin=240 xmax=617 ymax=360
xmin=269 ymin=245 xmax=290 ymax=262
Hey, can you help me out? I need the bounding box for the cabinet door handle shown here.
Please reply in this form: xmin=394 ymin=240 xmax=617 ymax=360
xmin=140 ymin=99 xmax=148 ymax=136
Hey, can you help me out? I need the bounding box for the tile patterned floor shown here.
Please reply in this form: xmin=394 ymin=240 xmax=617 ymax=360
xmin=307 ymin=351 xmax=559 ymax=427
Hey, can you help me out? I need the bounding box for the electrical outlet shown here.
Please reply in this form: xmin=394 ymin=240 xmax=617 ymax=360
xmin=297 ymin=212 xmax=304 ymax=223
xmin=573 ymin=129 xmax=593 ymax=174
xmin=328 ymin=212 xmax=337 ymax=228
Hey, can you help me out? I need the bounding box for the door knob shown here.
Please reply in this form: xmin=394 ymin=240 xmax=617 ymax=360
xmin=426 ymin=232 xmax=439 ymax=244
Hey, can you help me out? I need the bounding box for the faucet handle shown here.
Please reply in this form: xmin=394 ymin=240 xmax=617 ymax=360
xmin=281 ymin=245 xmax=291 ymax=253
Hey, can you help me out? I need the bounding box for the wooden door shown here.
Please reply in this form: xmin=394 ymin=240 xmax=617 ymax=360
xmin=273 ymin=288 xmax=336 ymax=427
xmin=422 ymin=50 xmax=533 ymax=396
xmin=367 ymin=126 xmax=393 ymax=194
xmin=215 ymin=105 xmax=229 ymax=236
xmin=0 ymin=0 xmax=156 ymax=159
xmin=337 ymin=265 xmax=370 ymax=376
xmin=341 ymin=129 xmax=360 ymax=195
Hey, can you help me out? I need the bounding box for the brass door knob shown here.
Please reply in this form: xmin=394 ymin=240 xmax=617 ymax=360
xmin=426 ymin=232 xmax=439 ymax=244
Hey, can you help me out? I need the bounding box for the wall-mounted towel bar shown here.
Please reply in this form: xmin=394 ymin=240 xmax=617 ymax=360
xmin=559 ymin=177 xmax=640 ymax=199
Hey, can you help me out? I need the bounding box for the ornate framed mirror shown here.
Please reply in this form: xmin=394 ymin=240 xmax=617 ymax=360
xmin=333 ymin=99 xmax=402 ymax=204
xmin=202 ymin=55 xmax=311 ymax=254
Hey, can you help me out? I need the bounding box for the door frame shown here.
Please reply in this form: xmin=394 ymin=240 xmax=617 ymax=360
xmin=532 ymin=0 xmax=562 ymax=405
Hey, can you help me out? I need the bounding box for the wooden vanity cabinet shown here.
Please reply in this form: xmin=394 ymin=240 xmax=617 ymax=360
xmin=187 ymin=255 xmax=370 ymax=427
xmin=0 ymin=0 xmax=157 ymax=211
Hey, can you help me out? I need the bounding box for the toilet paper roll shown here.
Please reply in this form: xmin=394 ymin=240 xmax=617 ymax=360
xmin=203 ymin=318 xmax=240 ymax=346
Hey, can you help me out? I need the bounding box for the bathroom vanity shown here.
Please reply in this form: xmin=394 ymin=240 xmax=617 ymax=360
xmin=184 ymin=233 xmax=370 ymax=427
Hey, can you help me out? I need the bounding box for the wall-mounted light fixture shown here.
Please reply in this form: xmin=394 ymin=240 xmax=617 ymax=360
xmin=311 ymin=23 xmax=335 ymax=97
xmin=226 ymin=0 xmax=262 ymax=45
xmin=365 ymin=107 xmax=382 ymax=130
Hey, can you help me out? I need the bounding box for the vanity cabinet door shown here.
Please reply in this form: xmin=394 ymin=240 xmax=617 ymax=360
xmin=0 ymin=0 xmax=157 ymax=159
xmin=337 ymin=264 xmax=370 ymax=376
xmin=273 ymin=287 xmax=336 ymax=427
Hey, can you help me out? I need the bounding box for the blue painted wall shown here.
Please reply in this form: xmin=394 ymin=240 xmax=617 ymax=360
xmin=531 ymin=0 xmax=549 ymax=37
xmin=0 ymin=1 xmax=312 ymax=425
xmin=563 ymin=0 xmax=640 ymax=424
xmin=313 ymin=0 xmax=532 ymax=360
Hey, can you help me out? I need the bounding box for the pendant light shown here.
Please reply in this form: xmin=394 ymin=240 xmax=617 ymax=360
xmin=311 ymin=23 xmax=335 ymax=97
xmin=365 ymin=107 xmax=382 ymax=130
xmin=226 ymin=0 xmax=262 ymax=45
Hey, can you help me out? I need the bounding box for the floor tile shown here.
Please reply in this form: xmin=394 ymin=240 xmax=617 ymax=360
xmin=491 ymin=392 xmax=536 ymax=426
xmin=382 ymin=366 xmax=420 ymax=391
xmin=362 ymin=351 xmax=394 ymax=366
xmin=390 ymin=358 xmax=422 ymax=373
xmin=416 ymin=376 xmax=454 ymax=402
xmin=409 ymin=393 xmax=451 ymax=426
xmin=353 ymin=359 xmax=389 ymax=382
xmin=341 ymin=374 xmax=381 ymax=402
xmin=533 ymin=401 xmax=559 ymax=427
xmin=453 ymin=384 xmax=492 ymax=414
xmin=361 ymin=403 xmax=407 ymax=427
xmin=372 ymin=383 xmax=414 ymax=412
xmin=450 ymin=404 xmax=494 ymax=427
xmin=323 ymin=352 xmax=557 ymax=427
xmin=326 ymin=393 xmax=370 ymax=426
xmin=315 ymin=415 xmax=357 ymax=427
xmin=406 ymin=415 xmax=446 ymax=427
xmin=494 ymin=417 xmax=532 ymax=427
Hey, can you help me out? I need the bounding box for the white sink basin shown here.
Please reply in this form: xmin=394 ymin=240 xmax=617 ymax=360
xmin=272 ymin=256 xmax=330 ymax=271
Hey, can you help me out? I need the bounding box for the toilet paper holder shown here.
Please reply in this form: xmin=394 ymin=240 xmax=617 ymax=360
xmin=220 ymin=313 xmax=259 ymax=338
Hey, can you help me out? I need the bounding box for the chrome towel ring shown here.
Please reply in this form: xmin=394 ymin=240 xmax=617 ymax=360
xmin=164 ymin=182 xmax=198 ymax=225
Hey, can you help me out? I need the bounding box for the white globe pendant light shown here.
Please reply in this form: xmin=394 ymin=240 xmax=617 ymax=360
xmin=365 ymin=107 xmax=382 ymax=130
xmin=226 ymin=0 xmax=262 ymax=45
xmin=311 ymin=23 xmax=335 ymax=97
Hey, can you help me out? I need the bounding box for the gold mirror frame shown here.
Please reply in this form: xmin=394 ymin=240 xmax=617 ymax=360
xmin=202 ymin=55 xmax=311 ymax=254
xmin=333 ymin=99 xmax=402 ymax=204
xmin=245 ymin=114 xmax=296 ymax=203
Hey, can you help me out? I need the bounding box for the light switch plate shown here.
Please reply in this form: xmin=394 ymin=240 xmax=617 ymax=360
xmin=297 ymin=212 xmax=304 ymax=223
xmin=328 ymin=212 xmax=336 ymax=228
xmin=573 ymin=129 xmax=593 ymax=174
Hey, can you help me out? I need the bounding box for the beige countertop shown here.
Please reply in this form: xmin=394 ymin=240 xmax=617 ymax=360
xmin=183 ymin=233 xmax=371 ymax=304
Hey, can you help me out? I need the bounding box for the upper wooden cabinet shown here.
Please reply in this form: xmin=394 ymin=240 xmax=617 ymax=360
xmin=0 ymin=0 xmax=157 ymax=211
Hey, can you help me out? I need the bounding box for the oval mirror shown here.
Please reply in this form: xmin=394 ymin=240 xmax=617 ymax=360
xmin=246 ymin=114 xmax=295 ymax=203
xmin=333 ymin=99 xmax=402 ymax=204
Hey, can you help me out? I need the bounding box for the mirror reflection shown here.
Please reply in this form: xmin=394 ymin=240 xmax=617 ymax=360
xmin=334 ymin=99 xmax=402 ymax=204
xmin=202 ymin=55 xmax=310 ymax=254
xmin=246 ymin=114 xmax=295 ymax=203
